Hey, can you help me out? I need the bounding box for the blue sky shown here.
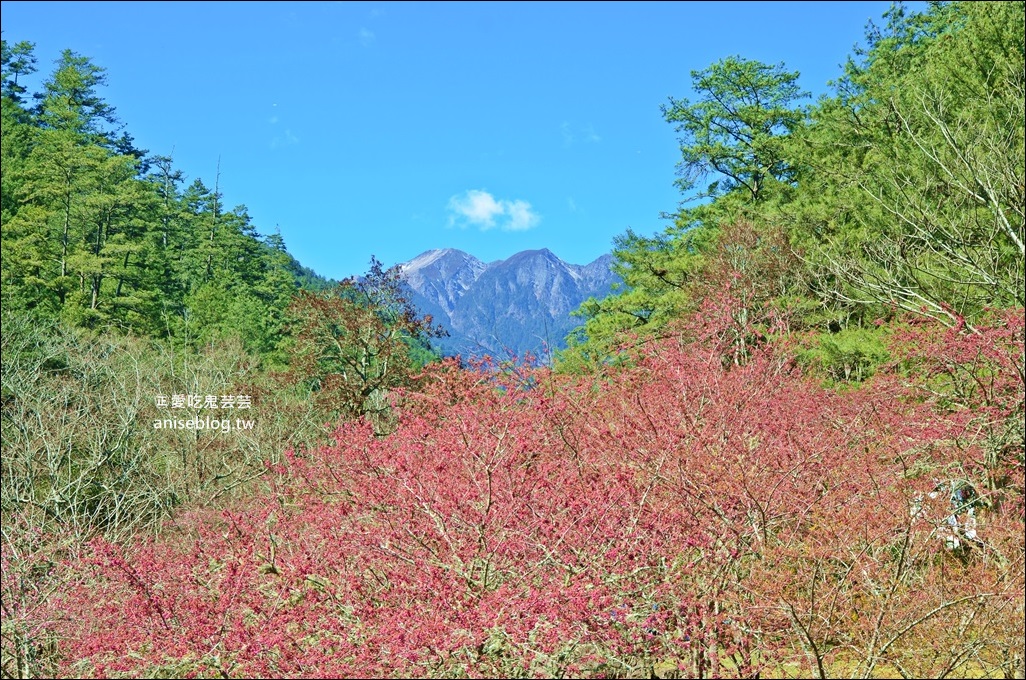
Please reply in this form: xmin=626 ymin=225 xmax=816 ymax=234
xmin=2 ymin=1 xmax=921 ymax=281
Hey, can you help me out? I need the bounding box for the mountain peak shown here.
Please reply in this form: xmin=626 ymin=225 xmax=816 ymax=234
xmin=399 ymin=248 xmax=620 ymax=360
xmin=400 ymin=248 xmax=477 ymax=273
xmin=398 ymin=249 xmax=486 ymax=319
xmin=511 ymin=247 xmax=558 ymax=259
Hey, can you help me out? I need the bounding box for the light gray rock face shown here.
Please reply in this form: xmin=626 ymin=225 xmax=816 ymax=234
xmin=399 ymin=248 xmax=619 ymax=361
xmin=399 ymin=249 xmax=486 ymax=317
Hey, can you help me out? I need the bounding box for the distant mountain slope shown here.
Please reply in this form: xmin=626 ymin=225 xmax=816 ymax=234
xmin=399 ymin=248 xmax=619 ymax=361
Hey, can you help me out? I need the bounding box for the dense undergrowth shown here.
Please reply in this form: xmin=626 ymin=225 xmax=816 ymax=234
xmin=4 ymin=302 xmax=1022 ymax=679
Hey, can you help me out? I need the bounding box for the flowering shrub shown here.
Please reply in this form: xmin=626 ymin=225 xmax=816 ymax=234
xmin=889 ymin=309 xmax=1025 ymax=499
xmin=24 ymin=311 xmax=1025 ymax=678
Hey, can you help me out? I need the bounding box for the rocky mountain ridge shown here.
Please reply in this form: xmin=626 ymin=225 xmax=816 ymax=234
xmin=398 ymin=248 xmax=619 ymax=361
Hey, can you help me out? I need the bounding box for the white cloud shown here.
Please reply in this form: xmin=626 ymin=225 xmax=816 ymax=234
xmin=447 ymin=189 xmax=541 ymax=232
xmin=358 ymin=27 xmax=375 ymax=46
xmin=505 ymin=199 xmax=541 ymax=231
xmin=447 ymin=190 xmax=503 ymax=228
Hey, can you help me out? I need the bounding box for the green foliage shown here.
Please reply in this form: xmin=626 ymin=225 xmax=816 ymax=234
xmin=790 ymin=1 xmax=1025 ymax=327
xmin=0 ymin=305 xmax=336 ymax=544
xmin=796 ymin=325 xmax=892 ymax=385
xmin=662 ymin=55 xmax=808 ymax=205
xmin=286 ymin=257 xmax=446 ymax=433
xmin=570 ymin=1 xmax=1025 ymax=373
xmin=558 ymin=224 xmax=711 ymax=371
xmin=1 ymin=38 xmax=38 ymax=108
xmin=563 ymin=56 xmax=811 ymax=369
xmin=33 ymin=50 xmax=118 ymax=140
xmin=0 ymin=40 xmax=332 ymax=365
xmin=0 ymin=39 xmax=427 ymax=563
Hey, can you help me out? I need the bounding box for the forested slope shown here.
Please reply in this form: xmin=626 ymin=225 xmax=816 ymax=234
xmin=559 ymin=1 xmax=1024 ymax=379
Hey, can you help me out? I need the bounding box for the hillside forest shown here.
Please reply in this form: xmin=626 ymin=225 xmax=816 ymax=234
xmin=1 ymin=2 xmax=1023 ymax=677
